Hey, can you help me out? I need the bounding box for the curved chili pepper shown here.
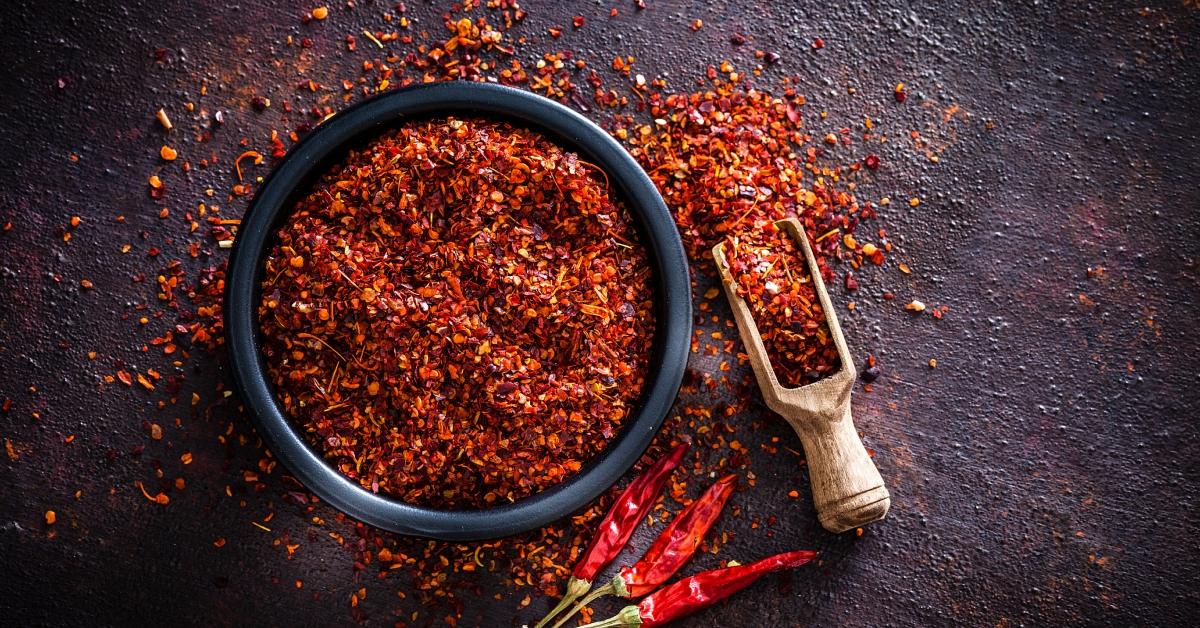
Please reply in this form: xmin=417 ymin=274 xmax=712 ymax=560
xmin=620 ymin=473 xmax=737 ymax=596
xmin=576 ymin=549 xmax=818 ymax=628
xmin=534 ymin=443 xmax=689 ymax=628
xmin=549 ymin=474 xmax=738 ymax=628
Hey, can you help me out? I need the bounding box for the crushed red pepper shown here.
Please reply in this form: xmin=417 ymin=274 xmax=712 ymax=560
xmin=85 ymin=0 xmax=927 ymax=623
xmin=622 ymin=74 xmax=876 ymax=274
xmin=258 ymin=117 xmax=656 ymax=508
xmin=722 ymin=223 xmax=841 ymax=386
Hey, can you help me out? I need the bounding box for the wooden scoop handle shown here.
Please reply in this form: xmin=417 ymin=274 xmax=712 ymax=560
xmin=785 ymin=402 xmax=890 ymax=533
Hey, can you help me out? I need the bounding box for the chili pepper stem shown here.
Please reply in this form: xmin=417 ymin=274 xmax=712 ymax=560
xmin=549 ymin=579 xmax=624 ymax=628
xmin=535 ymin=576 xmax=592 ymax=628
xmin=576 ymin=605 xmax=643 ymax=628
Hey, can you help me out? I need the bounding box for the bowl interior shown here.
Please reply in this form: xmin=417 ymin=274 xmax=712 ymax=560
xmin=225 ymin=82 xmax=690 ymax=540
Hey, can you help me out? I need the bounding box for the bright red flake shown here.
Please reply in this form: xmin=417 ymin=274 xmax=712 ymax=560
xmin=258 ymin=117 xmax=657 ymax=508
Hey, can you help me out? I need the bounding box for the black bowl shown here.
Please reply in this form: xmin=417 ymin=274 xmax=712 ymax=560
xmin=224 ymin=82 xmax=691 ymax=541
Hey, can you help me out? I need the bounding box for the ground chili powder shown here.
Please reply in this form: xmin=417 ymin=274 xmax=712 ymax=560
xmin=722 ymin=223 xmax=841 ymax=386
xmin=258 ymin=117 xmax=656 ymax=508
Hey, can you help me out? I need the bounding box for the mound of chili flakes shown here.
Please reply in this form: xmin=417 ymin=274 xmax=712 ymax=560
xmin=722 ymin=222 xmax=841 ymax=387
xmin=258 ymin=117 xmax=656 ymax=509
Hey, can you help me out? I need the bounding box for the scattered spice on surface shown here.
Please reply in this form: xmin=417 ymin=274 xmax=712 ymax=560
xmin=259 ymin=117 xmax=656 ymax=509
xmin=136 ymin=480 xmax=170 ymax=505
xmin=622 ymin=74 xmax=877 ymax=275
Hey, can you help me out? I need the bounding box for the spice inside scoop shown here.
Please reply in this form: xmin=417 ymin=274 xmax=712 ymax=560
xmin=720 ymin=222 xmax=841 ymax=387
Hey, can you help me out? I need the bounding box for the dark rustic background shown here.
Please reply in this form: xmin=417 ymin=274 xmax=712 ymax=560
xmin=1 ymin=0 xmax=1198 ymax=626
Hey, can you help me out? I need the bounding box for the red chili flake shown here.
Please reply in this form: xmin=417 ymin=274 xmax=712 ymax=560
xmin=135 ymin=373 xmax=155 ymax=391
xmin=547 ymin=26 xmax=563 ymax=38
xmin=572 ymin=16 xmax=584 ymax=28
xmin=147 ymin=175 xmax=164 ymax=199
xmin=116 ymin=370 xmax=133 ymax=387
xmin=844 ymin=272 xmax=859 ymax=291
xmin=812 ymin=38 xmax=824 ymax=49
xmin=234 ymin=150 xmax=264 ymax=182
xmin=894 ymin=83 xmax=907 ymax=103
xmin=136 ymin=481 xmax=170 ymax=505
xmin=729 ymin=33 xmax=747 ymax=46
xmin=259 ymin=117 xmax=656 ymax=509
xmin=722 ymin=223 xmax=841 ymax=386
xmin=625 ymin=72 xmax=861 ymax=270
xmin=864 ymin=154 xmax=880 ymax=170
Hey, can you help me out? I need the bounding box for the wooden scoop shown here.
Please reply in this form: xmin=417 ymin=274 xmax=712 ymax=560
xmin=712 ymin=217 xmax=890 ymax=533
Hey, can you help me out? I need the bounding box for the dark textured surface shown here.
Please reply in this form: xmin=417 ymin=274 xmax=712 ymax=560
xmin=1 ymin=0 xmax=1198 ymax=626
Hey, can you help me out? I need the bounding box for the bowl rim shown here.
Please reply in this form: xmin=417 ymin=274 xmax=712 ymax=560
xmin=224 ymin=81 xmax=691 ymax=541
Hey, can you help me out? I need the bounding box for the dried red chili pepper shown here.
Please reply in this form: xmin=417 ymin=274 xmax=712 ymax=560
xmin=535 ymin=443 xmax=689 ymax=628
xmin=578 ymin=549 xmax=818 ymax=627
xmin=550 ymin=474 xmax=738 ymax=628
